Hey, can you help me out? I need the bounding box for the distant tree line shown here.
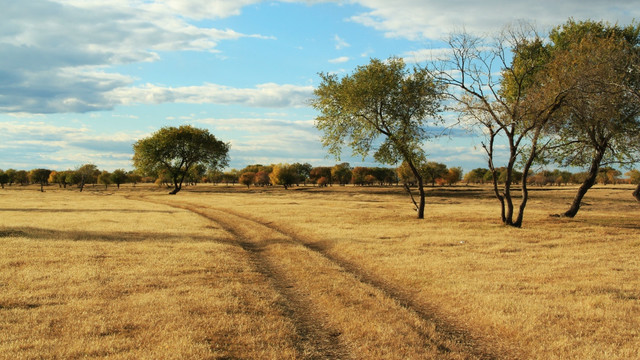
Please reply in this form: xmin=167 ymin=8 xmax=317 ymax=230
xmin=0 ymin=165 xmax=142 ymax=192
xmin=2 ymin=163 xmax=638 ymax=193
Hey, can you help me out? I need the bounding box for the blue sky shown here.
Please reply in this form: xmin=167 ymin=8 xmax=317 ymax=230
xmin=1 ymin=0 xmax=638 ymax=172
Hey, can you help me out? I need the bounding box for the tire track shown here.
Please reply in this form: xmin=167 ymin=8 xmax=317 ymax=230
xmin=127 ymin=195 xmax=347 ymax=359
xmin=205 ymin=206 xmax=501 ymax=360
xmin=130 ymin=195 xmax=498 ymax=359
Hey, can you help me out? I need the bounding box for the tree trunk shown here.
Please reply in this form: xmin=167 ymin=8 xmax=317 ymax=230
xmin=633 ymin=183 xmax=640 ymax=202
xmin=563 ymin=149 xmax=604 ymax=218
xmin=417 ymin=182 xmax=425 ymax=219
xmin=169 ymin=185 xmax=180 ymax=194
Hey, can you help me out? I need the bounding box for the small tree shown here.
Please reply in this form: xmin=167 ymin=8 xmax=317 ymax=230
xmin=239 ymin=172 xmax=256 ymax=188
xmin=331 ymin=163 xmax=352 ymax=186
xmin=444 ymin=167 xmax=463 ymax=186
xmin=133 ymin=125 xmax=229 ymax=194
xmin=423 ymin=162 xmax=448 ymax=187
xmin=98 ymin=171 xmax=112 ymax=189
xmin=29 ymin=168 xmax=52 ymax=192
xmin=110 ymin=169 xmax=127 ymax=189
xmin=0 ymin=170 xmax=8 ymax=189
xmin=76 ymin=164 xmax=98 ymax=192
xmin=254 ymin=170 xmax=271 ymax=186
xmin=310 ymin=166 xmax=332 ymax=185
xmin=270 ymin=164 xmax=297 ymax=189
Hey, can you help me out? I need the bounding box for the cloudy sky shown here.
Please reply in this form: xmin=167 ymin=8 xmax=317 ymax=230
xmin=1 ymin=0 xmax=637 ymax=171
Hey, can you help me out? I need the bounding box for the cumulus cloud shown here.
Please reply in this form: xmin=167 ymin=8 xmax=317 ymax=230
xmin=0 ymin=120 xmax=140 ymax=169
xmin=329 ymin=56 xmax=351 ymax=64
xmin=0 ymin=0 xmax=270 ymax=114
xmin=109 ymin=83 xmax=314 ymax=108
xmin=350 ymin=0 xmax=640 ymax=40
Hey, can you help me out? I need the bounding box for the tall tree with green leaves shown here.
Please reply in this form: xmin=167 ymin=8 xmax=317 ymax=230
xmin=542 ymin=20 xmax=640 ymax=217
xmin=133 ymin=125 xmax=229 ymax=194
xmin=312 ymin=57 xmax=443 ymax=218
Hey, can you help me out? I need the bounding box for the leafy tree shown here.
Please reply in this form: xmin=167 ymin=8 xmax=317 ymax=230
xmin=127 ymin=171 xmax=142 ymax=187
xmin=436 ymin=24 xmax=570 ymax=227
xmin=239 ymin=172 xmax=255 ymax=188
xmin=309 ymin=166 xmax=332 ymax=185
xmin=597 ymin=167 xmax=622 ymax=185
xmin=463 ymin=168 xmax=489 ymax=184
xmin=397 ymin=161 xmax=417 ymax=187
xmin=187 ymin=163 xmax=207 ymax=185
xmin=222 ymin=170 xmax=239 ymax=185
xmin=351 ymin=167 xmax=370 ymax=186
xmin=370 ymin=167 xmax=397 ymax=185
xmin=98 ymin=170 xmax=112 ymax=189
xmin=291 ymin=162 xmax=312 ymax=186
xmin=75 ymin=164 xmax=98 ymax=192
xmin=312 ymin=57 xmax=443 ymax=219
xmin=14 ymin=170 xmax=29 ymax=186
xmin=625 ymin=169 xmax=640 ymax=201
xmin=5 ymin=169 xmax=16 ymax=186
xmin=423 ymin=162 xmax=448 ymax=186
xmin=29 ymin=168 xmax=52 ymax=192
xmin=48 ymin=171 xmax=59 ymax=187
xmin=109 ymin=169 xmax=127 ymax=189
xmin=543 ymin=20 xmax=640 ymax=217
xmin=205 ymin=169 xmax=223 ymax=184
xmin=133 ymin=125 xmax=229 ymax=194
xmin=254 ymin=170 xmax=271 ymax=186
xmin=331 ymin=163 xmax=352 ymax=186
xmin=0 ymin=170 xmax=8 ymax=189
xmin=269 ymin=163 xmax=297 ymax=189
xmin=444 ymin=167 xmax=463 ymax=186
xmin=317 ymin=176 xmax=329 ymax=187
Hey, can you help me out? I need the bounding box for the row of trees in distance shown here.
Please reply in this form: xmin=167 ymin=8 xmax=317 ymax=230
xmin=3 ymin=163 xmax=638 ymax=192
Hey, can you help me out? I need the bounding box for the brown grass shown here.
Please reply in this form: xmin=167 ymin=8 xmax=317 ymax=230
xmin=1 ymin=184 xmax=638 ymax=359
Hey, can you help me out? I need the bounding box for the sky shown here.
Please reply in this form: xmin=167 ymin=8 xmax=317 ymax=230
xmin=1 ymin=0 xmax=638 ymax=172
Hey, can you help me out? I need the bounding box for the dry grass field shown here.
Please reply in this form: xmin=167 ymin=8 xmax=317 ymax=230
xmin=0 ymin=183 xmax=638 ymax=359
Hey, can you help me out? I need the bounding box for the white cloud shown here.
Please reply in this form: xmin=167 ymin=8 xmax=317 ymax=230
xmin=350 ymin=0 xmax=640 ymax=40
xmin=0 ymin=0 xmax=271 ymax=114
xmin=329 ymin=56 xmax=351 ymax=64
xmin=109 ymin=83 xmax=314 ymax=108
xmin=0 ymin=120 xmax=140 ymax=170
xmin=334 ymin=34 xmax=350 ymax=49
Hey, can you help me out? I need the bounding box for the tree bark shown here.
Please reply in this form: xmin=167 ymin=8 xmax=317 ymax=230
xmin=633 ymin=183 xmax=640 ymax=202
xmin=405 ymin=159 xmax=426 ymax=219
xmin=563 ymin=149 xmax=604 ymax=218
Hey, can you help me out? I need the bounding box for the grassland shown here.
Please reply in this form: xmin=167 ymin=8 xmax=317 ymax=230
xmin=0 ymin=183 xmax=638 ymax=359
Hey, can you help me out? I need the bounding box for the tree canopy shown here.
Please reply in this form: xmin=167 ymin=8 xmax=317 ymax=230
xmin=133 ymin=125 xmax=229 ymax=194
xmin=311 ymin=57 xmax=443 ymax=218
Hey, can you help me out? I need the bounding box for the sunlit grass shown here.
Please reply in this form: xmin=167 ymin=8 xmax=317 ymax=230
xmin=172 ymin=184 xmax=639 ymax=360
xmin=1 ymin=184 xmax=638 ymax=359
xmin=0 ymin=190 xmax=299 ymax=359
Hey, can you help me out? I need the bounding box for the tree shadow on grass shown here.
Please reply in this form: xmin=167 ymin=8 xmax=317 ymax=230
xmin=0 ymin=226 xmax=237 ymax=245
xmin=0 ymin=208 xmax=178 ymax=214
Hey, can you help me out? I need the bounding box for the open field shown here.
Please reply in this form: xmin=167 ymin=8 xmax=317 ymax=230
xmin=1 ymin=184 xmax=638 ymax=359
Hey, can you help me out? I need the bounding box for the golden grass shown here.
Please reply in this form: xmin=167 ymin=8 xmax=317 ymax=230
xmin=0 ymin=190 xmax=299 ymax=359
xmin=1 ymin=184 xmax=638 ymax=359
xmin=165 ymin=184 xmax=639 ymax=359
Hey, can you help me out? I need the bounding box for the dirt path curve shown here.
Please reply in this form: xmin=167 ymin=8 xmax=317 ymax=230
xmin=130 ymin=195 xmax=498 ymax=360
